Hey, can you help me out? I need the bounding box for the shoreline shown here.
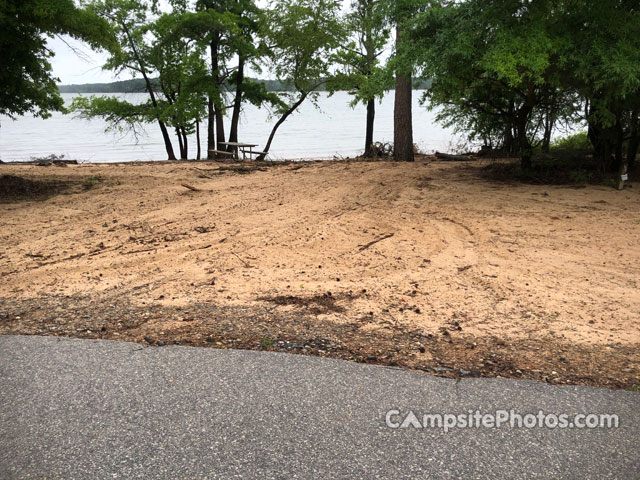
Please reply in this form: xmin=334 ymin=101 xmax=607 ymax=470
xmin=0 ymin=156 xmax=359 ymax=166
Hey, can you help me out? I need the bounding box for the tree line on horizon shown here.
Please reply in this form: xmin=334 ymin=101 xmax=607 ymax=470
xmin=2 ymin=0 xmax=639 ymax=187
xmin=57 ymin=77 xmax=432 ymax=94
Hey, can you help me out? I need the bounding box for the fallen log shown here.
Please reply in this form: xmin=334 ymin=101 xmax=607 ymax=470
xmin=32 ymin=159 xmax=78 ymax=166
xmin=476 ymin=146 xmax=508 ymax=157
xmin=435 ymin=152 xmax=475 ymax=162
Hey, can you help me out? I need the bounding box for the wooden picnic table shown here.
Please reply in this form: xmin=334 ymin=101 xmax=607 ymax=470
xmin=219 ymin=142 xmax=259 ymax=160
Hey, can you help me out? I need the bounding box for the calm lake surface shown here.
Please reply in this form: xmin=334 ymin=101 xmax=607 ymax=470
xmin=0 ymin=91 xmax=460 ymax=163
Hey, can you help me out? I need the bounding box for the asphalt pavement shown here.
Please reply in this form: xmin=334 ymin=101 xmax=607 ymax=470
xmin=1 ymin=335 xmax=638 ymax=479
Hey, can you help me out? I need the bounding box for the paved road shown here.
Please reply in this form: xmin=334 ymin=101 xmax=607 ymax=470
xmin=0 ymin=335 xmax=638 ymax=479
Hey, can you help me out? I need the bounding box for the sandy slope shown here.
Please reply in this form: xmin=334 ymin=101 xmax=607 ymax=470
xmin=1 ymin=159 xmax=638 ymax=387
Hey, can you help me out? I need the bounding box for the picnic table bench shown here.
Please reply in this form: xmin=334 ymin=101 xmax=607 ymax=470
xmin=208 ymin=149 xmax=235 ymax=158
xmin=220 ymin=142 xmax=262 ymax=160
xmin=209 ymin=142 xmax=268 ymax=161
xmin=241 ymin=148 xmax=269 ymax=159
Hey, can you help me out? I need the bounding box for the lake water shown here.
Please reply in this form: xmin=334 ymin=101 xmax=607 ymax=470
xmin=0 ymin=91 xmax=461 ymax=163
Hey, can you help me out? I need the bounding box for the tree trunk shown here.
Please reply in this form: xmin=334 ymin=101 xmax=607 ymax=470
xmin=138 ymin=69 xmax=175 ymax=161
xmin=587 ymin=99 xmax=622 ymax=173
xmin=393 ymin=25 xmax=414 ymax=162
xmin=256 ymin=93 xmax=308 ymax=161
xmin=627 ymin=111 xmax=639 ymax=171
xmin=181 ymin=127 xmax=188 ymax=160
xmin=616 ymin=157 xmax=628 ymax=190
xmin=517 ymin=121 xmax=532 ymax=170
xmin=588 ymin=121 xmax=604 ymax=169
xmin=209 ymin=37 xmax=227 ymax=156
xmin=228 ymin=55 xmax=245 ymax=146
xmin=613 ymin=115 xmax=624 ymax=173
xmin=207 ymin=99 xmax=215 ymax=159
xmin=176 ymin=127 xmax=185 ymax=159
xmin=157 ymin=120 xmax=177 ymax=161
xmin=541 ymin=131 xmax=551 ymax=154
xmin=121 ymin=21 xmax=176 ymax=161
xmin=541 ymin=108 xmax=554 ymax=154
xmin=362 ymin=11 xmax=376 ymax=158
xmin=196 ymin=119 xmax=202 ymax=161
xmin=628 ymin=136 xmax=639 ymax=171
xmin=515 ymin=104 xmax=533 ymax=169
xmin=616 ymin=111 xmax=628 ymax=190
xmin=502 ymin=101 xmax=515 ymax=155
xmin=364 ymin=98 xmax=375 ymax=157
xmin=589 ymin=121 xmax=616 ymax=173
xmin=215 ymin=107 xmax=226 ymax=152
xmin=502 ymin=125 xmax=514 ymax=155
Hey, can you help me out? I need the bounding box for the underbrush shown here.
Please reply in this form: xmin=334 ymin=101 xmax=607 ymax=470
xmin=482 ymin=132 xmax=632 ymax=186
xmin=481 ymin=158 xmax=615 ymax=186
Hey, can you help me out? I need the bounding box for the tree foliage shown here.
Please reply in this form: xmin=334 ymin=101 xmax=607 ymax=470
xmin=333 ymin=0 xmax=392 ymax=106
xmin=410 ymin=0 xmax=640 ymax=182
xmin=332 ymin=0 xmax=393 ymax=156
xmin=0 ymin=0 xmax=112 ymax=119
xmin=256 ymin=0 xmax=345 ymax=158
xmin=72 ymin=0 xmax=179 ymax=159
xmin=8 ymin=0 xmax=638 ymax=182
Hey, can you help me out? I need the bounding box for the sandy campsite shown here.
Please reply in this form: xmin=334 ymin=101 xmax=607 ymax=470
xmin=1 ymin=158 xmax=638 ymax=389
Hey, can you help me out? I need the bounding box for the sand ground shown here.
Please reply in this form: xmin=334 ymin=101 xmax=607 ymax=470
xmin=1 ymin=158 xmax=638 ymax=389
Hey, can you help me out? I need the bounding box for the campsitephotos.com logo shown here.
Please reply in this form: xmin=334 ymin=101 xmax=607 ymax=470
xmin=385 ymin=410 xmax=620 ymax=433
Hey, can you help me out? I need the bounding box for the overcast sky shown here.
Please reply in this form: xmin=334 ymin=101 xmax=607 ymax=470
xmin=50 ymin=0 xmax=360 ymax=86
xmin=50 ymin=0 xmax=176 ymax=85
xmin=50 ymin=0 xmax=278 ymax=85
xmin=50 ymin=35 xmax=117 ymax=85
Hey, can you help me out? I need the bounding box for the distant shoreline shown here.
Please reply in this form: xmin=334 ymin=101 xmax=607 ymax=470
xmin=57 ymin=77 xmax=431 ymax=94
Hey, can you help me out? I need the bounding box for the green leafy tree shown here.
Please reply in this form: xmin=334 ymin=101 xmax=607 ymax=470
xmin=0 ymin=0 xmax=112 ymax=119
xmin=409 ymin=0 xmax=640 ymax=184
xmin=381 ymin=0 xmax=427 ymax=162
xmin=563 ymin=0 xmax=640 ymax=187
xmin=71 ymin=0 xmax=283 ymax=161
xmin=256 ymin=0 xmax=344 ymax=160
xmin=180 ymin=0 xmax=274 ymax=158
xmin=223 ymin=0 xmax=269 ymax=147
xmin=147 ymin=4 xmax=209 ymax=159
xmin=70 ymin=94 xmax=157 ymax=138
xmin=189 ymin=0 xmax=239 ymax=155
xmin=74 ymin=0 xmax=178 ymax=159
xmin=72 ymin=0 xmax=212 ymax=161
xmin=410 ymin=0 xmax=566 ymax=168
xmin=333 ymin=0 xmax=392 ymax=157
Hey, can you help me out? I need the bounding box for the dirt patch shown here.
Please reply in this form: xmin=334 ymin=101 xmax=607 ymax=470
xmin=0 ymin=159 xmax=638 ymax=390
xmin=257 ymin=292 xmax=355 ymax=314
xmin=0 ymin=174 xmax=76 ymax=202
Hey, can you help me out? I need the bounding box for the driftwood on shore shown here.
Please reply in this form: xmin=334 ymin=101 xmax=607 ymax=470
xmin=31 ymin=160 xmax=79 ymax=166
xmin=435 ymin=152 xmax=476 ymax=162
xmin=358 ymin=233 xmax=395 ymax=252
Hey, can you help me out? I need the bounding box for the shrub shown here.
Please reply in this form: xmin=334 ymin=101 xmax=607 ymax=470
xmin=551 ymin=131 xmax=591 ymax=152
